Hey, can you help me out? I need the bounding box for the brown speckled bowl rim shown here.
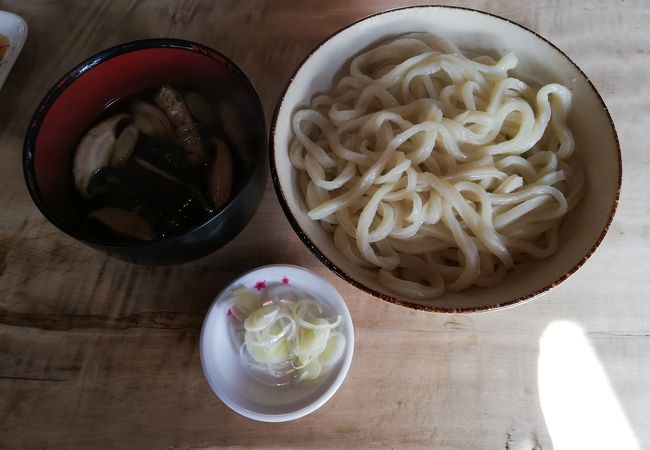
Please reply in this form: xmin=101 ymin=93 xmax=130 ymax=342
xmin=269 ymin=5 xmax=622 ymax=314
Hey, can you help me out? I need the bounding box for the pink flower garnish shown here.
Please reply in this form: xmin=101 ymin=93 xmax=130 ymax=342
xmin=254 ymin=280 xmax=266 ymax=291
xmin=282 ymin=276 xmax=289 ymax=285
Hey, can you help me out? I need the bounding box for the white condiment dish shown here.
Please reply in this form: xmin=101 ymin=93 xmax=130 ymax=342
xmin=200 ymin=264 xmax=354 ymax=422
xmin=0 ymin=10 xmax=27 ymax=90
xmin=270 ymin=6 xmax=621 ymax=313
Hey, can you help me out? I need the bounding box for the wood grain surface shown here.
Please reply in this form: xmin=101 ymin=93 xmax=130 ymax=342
xmin=1 ymin=1 xmax=649 ymax=449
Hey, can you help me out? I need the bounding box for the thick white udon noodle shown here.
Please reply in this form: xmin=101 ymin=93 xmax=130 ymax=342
xmin=289 ymin=33 xmax=584 ymax=300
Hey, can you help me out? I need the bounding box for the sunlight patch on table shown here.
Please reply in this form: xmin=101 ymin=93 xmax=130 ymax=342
xmin=538 ymin=321 xmax=639 ymax=450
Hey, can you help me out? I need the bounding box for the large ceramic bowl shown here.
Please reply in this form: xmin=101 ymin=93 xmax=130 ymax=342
xmin=271 ymin=6 xmax=621 ymax=312
xmin=23 ymin=39 xmax=266 ymax=265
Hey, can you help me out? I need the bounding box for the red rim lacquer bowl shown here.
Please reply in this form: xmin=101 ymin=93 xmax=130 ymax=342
xmin=23 ymin=39 xmax=267 ymax=265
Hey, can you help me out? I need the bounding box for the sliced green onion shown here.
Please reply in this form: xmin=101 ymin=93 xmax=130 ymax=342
xmin=318 ymin=332 xmax=346 ymax=366
xmin=229 ymin=286 xmax=262 ymax=321
xmin=228 ymin=285 xmax=346 ymax=383
xmin=246 ymin=339 xmax=290 ymax=365
xmin=298 ymin=359 xmax=322 ymax=382
xmin=244 ymin=305 xmax=279 ymax=332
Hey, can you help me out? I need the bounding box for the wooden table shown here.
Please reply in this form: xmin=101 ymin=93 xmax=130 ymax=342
xmin=1 ymin=1 xmax=648 ymax=448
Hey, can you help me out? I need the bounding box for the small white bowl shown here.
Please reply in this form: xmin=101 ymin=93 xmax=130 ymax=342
xmin=200 ymin=264 xmax=354 ymax=422
xmin=270 ymin=6 xmax=621 ymax=313
xmin=0 ymin=10 xmax=27 ymax=90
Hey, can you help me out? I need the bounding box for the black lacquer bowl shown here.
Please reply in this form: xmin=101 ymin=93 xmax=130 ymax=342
xmin=23 ymin=39 xmax=267 ymax=264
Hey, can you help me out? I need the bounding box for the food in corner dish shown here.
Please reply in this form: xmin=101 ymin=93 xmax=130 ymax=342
xmin=0 ymin=33 xmax=9 ymax=61
xmin=289 ymin=33 xmax=584 ymax=299
xmin=0 ymin=10 xmax=28 ymax=90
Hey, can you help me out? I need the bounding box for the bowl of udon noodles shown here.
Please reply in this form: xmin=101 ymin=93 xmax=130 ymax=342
xmin=270 ymin=6 xmax=621 ymax=312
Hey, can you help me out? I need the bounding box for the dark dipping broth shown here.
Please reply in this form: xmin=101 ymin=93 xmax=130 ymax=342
xmin=72 ymin=83 xmax=251 ymax=242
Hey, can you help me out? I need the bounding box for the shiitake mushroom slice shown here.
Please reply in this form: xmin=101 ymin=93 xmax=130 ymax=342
xmin=88 ymin=207 xmax=156 ymax=241
xmin=216 ymin=100 xmax=250 ymax=168
xmin=209 ymin=137 xmax=234 ymax=210
xmin=184 ymin=91 xmax=217 ymax=124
